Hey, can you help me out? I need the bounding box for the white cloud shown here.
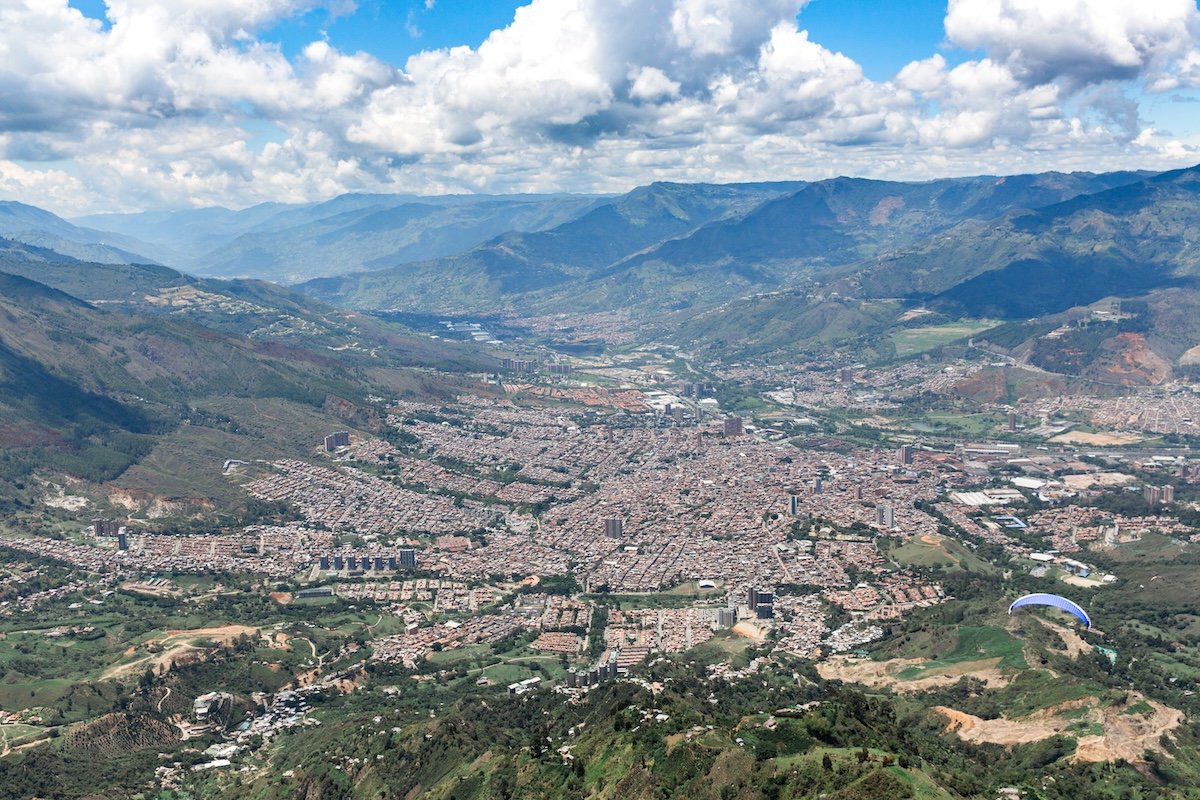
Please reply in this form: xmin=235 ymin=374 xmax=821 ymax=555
xmin=670 ymin=0 xmax=802 ymax=57
xmin=945 ymin=0 xmax=1200 ymax=91
xmin=629 ymin=67 xmax=682 ymax=102
xmin=0 ymin=0 xmax=1198 ymax=214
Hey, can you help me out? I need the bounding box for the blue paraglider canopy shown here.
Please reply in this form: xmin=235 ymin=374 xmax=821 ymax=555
xmin=1008 ymin=593 xmax=1091 ymax=629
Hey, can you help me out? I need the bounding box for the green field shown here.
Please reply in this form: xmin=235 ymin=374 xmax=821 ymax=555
xmin=773 ymin=748 xmax=956 ymax=800
xmin=887 ymin=534 xmax=996 ymax=573
xmin=911 ymin=411 xmax=1008 ymax=437
xmin=687 ymin=630 xmax=754 ymax=667
xmin=896 ymin=625 xmax=1028 ymax=679
xmin=890 ymin=320 xmax=1000 ymax=358
xmin=967 ymin=668 xmax=1106 ymax=718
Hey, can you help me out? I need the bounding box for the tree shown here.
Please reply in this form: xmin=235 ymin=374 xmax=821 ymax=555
xmin=822 ymin=753 xmax=833 ymax=770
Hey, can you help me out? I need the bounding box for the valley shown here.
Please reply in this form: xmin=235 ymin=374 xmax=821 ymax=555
xmin=5 ymin=166 xmax=1200 ymax=799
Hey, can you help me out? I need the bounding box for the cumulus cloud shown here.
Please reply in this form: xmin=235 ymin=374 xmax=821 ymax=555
xmin=945 ymin=0 xmax=1200 ymax=91
xmin=0 ymin=0 xmax=1197 ymax=213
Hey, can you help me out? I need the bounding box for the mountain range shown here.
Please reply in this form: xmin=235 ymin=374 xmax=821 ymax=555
xmin=6 ymin=163 xmax=1200 ymax=386
xmin=73 ymin=193 xmax=608 ymax=283
xmin=291 ymin=170 xmax=1156 ymax=315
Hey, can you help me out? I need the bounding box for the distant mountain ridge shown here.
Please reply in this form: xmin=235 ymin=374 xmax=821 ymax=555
xmin=0 ymin=201 xmax=167 ymax=265
xmin=11 ymin=164 xmax=1200 ymax=386
xmin=73 ymin=192 xmax=611 ymax=283
xmin=300 ymin=181 xmax=807 ymax=310
xmin=299 ymin=170 xmax=1155 ymax=314
xmin=663 ymin=165 xmax=1200 ymax=381
xmin=848 ymin=165 xmax=1200 ymax=315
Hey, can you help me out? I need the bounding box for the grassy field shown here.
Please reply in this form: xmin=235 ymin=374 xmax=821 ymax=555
xmin=970 ymin=668 xmax=1106 ymax=718
xmin=0 ymin=723 xmax=46 ymax=749
xmin=687 ymin=631 xmax=754 ymax=667
xmin=887 ymin=534 xmax=996 ymax=573
xmin=774 ymin=748 xmax=956 ymax=799
xmin=890 ymin=320 xmax=1000 ymax=358
xmin=910 ymin=411 xmax=1009 ymax=437
xmin=895 ymin=625 xmax=1028 ymax=678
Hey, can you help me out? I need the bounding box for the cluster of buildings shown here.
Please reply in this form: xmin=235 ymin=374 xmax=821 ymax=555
xmin=1020 ymin=393 xmax=1200 ymax=436
xmin=369 ymin=609 xmax=525 ymax=668
xmin=759 ymin=359 xmax=987 ymax=413
xmin=824 ymin=572 xmax=945 ymax=620
xmin=245 ymin=460 xmax=498 ymax=537
xmin=0 ymin=532 xmax=306 ymax=581
xmin=21 ymin=358 xmax=1200 ymax=711
xmin=0 ymin=579 xmax=105 ymax=616
xmin=604 ymin=607 xmax=718 ymax=657
xmin=331 ymin=579 xmax=494 ymax=611
xmin=500 ymin=357 xmax=539 ymax=373
xmin=317 ymin=550 xmax=417 ymax=573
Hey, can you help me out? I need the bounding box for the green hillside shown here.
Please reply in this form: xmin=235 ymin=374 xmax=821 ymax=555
xmin=0 ymin=256 xmax=490 ymax=508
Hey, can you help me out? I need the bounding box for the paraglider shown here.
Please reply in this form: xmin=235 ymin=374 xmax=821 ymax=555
xmin=1008 ymin=593 xmax=1091 ymax=630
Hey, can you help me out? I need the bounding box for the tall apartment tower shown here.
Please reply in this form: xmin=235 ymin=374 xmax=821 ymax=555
xmin=1008 ymin=411 xmax=1018 ymax=433
xmin=789 ymin=494 xmax=801 ymax=516
xmin=604 ymin=518 xmax=624 ymax=539
xmin=324 ymin=431 xmax=350 ymax=452
xmin=898 ymin=444 xmax=913 ymax=466
xmin=876 ymin=503 xmax=895 ymax=529
xmin=723 ymin=416 xmax=744 ymax=437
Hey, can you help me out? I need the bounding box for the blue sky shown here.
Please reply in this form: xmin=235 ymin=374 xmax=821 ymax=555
xmin=265 ymin=0 xmax=960 ymax=80
xmin=70 ymin=0 xmax=961 ymax=80
xmin=19 ymin=1 xmax=1200 ymax=212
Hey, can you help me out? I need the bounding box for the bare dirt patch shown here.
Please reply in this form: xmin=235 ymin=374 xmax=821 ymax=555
xmin=121 ymin=580 xmax=182 ymax=598
xmin=869 ymin=196 xmax=906 ymax=225
xmin=1036 ymin=618 xmax=1092 ymax=658
xmin=162 ymin=625 xmax=257 ymax=642
xmin=1076 ymin=699 xmax=1183 ymax=763
xmin=935 ymin=693 xmax=1182 ymax=764
xmin=1060 ymin=574 xmax=1108 ymax=589
xmin=898 ymin=308 xmax=932 ymax=322
xmin=102 ymin=625 xmax=259 ymax=680
xmin=1094 ymin=333 xmax=1172 ymax=387
xmin=936 ymin=705 xmax=1064 ymax=746
xmin=1179 ymin=343 xmax=1200 ymax=366
xmin=731 ymin=622 xmax=766 ymax=642
xmin=817 ymin=655 xmax=1010 ymax=692
xmin=41 ymin=484 xmax=89 ymax=511
xmin=1050 ymin=431 xmax=1142 ymax=446
xmin=106 ymin=488 xmax=187 ymax=519
xmin=1061 ymin=472 xmax=1135 ymax=490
